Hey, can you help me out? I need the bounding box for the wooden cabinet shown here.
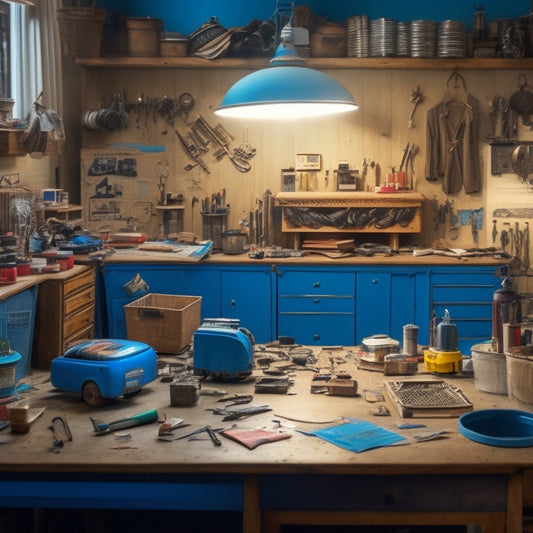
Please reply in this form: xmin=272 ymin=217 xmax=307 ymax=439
xmin=32 ymin=265 xmax=96 ymax=369
xmin=0 ymin=129 xmax=26 ymax=156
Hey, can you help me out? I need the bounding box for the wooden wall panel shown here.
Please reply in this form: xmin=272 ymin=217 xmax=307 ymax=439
xmin=79 ymin=66 xmax=531 ymax=263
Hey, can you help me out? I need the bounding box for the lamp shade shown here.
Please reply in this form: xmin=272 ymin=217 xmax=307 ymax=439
xmin=215 ymin=65 xmax=358 ymax=119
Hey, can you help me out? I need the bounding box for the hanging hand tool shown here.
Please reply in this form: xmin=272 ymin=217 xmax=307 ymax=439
xmin=525 ymin=222 xmax=530 ymax=269
xmin=191 ymin=196 xmax=199 ymax=234
xmin=90 ymin=409 xmax=158 ymax=435
xmin=492 ymin=219 xmax=498 ymax=244
xmin=175 ymin=129 xmax=210 ymax=174
xmin=408 ymin=86 xmax=424 ymax=128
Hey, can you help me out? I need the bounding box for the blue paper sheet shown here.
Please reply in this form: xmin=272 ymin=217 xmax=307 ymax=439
xmin=307 ymin=418 xmax=406 ymax=453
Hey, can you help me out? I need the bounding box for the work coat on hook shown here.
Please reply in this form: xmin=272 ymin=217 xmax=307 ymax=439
xmin=424 ymin=93 xmax=483 ymax=195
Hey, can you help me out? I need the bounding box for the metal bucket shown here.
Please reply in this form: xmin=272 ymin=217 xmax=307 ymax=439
xmin=506 ymin=345 xmax=533 ymax=404
xmin=471 ymin=343 xmax=507 ymax=395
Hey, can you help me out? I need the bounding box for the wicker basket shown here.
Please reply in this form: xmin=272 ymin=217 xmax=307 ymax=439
xmin=124 ymin=294 xmax=201 ymax=354
xmin=57 ymin=7 xmax=106 ymax=57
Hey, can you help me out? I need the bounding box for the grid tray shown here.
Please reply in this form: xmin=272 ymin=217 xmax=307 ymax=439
xmin=385 ymin=379 xmax=473 ymax=418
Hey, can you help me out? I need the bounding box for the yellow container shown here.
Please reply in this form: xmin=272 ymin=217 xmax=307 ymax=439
xmin=424 ymin=348 xmax=462 ymax=373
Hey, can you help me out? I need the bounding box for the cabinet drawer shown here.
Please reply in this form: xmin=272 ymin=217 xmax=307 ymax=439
xmin=278 ymin=271 xmax=355 ymax=296
xmin=63 ymin=268 xmax=95 ymax=295
xmin=63 ymin=304 xmax=95 ymax=339
xmin=64 ymin=323 xmax=94 ymax=350
xmin=279 ymin=295 xmax=354 ymax=313
xmin=278 ymin=314 xmax=355 ymax=345
xmin=64 ymin=285 xmax=95 ymax=316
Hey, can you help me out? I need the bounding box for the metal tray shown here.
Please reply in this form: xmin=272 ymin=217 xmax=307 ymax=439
xmin=385 ymin=379 xmax=473 ymax=418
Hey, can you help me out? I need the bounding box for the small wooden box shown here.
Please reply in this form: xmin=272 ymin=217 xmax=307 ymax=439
xmin=0 ymin=130 xmax=25 ymax=156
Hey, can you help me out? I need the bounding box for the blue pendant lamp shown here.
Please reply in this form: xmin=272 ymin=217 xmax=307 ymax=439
xmin=215 ymin=25 xmax=358 ymax=120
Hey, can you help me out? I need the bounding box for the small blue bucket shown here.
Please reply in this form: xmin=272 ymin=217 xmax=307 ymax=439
xmin=0 ymin=351 xmax=21 ymax=397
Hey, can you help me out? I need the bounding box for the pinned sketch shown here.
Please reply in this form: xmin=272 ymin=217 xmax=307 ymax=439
xmin=88 ymin=157 xmax=137 ymax=177
xmin=81 ymin=149 xmax=169 ymax=238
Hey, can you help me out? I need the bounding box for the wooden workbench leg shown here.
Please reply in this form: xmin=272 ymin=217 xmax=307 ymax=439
xmin=506 ymin=472 xmax=523 ymax=533
xmin=243 ymin=475 xmax=261 ymax=533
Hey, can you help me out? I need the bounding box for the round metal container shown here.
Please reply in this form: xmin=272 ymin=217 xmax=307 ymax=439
xmin=361 ymin=334 xmax=399 ymax=362
xmin=506 ymin=345 xmax=533 ymax=405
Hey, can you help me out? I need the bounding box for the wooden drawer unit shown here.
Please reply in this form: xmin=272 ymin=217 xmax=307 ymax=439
xmin=33 ymin=266 xmax=96 ymax=369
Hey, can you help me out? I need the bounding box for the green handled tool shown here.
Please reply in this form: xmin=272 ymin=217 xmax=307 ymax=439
xmin=90 ymin=409 xmax=158 ymax=435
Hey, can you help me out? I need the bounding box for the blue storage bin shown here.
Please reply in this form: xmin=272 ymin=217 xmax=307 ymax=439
xmin=0 ymin=286 xmax=37 ymax=384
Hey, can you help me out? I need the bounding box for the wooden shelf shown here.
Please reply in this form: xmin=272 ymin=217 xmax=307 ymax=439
xmin=76 ymin=56 xmax=533 ymax=70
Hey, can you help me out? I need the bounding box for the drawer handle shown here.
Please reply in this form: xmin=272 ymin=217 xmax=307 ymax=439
xmin=313 ymin=334 xmax=320 ymax=341
xmin=138 ymin=308 xmax=163 ymax=318
xmin=313 ymin=298 xmax=320 ymax=304
xmin=313 ymin=281 xmax=320 ymax=288
xmin=230 ymin=299 xmax=237 ymax=308
xmin=372 ymin=279 xmax=378 ymax=284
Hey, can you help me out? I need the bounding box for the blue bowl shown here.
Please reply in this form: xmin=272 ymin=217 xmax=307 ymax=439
xmin=458 ymin=409 xmax=533 ymax=447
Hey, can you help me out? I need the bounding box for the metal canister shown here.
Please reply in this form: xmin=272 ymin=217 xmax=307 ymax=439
xmin=402 ymin=324 xmax=419 ymax=356
xmin=492 ymin=276 xmax=521 ymax=353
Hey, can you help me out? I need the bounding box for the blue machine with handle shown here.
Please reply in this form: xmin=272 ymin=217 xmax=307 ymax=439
xmin=193 ymin=318 xmax=254 ymax=379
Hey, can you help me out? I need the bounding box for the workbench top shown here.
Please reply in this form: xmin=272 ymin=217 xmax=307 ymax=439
xmin=1 ymin=346 xmax=531 ymax=477
xmin=0 ymin=264 xmax=92 ymax=301
xmin=99 ymin=247 xmax=508 ymax=267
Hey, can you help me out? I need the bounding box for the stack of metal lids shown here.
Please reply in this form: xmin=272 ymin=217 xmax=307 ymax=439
xmin=370 ymin=18 xmax=398 ymax=57
xmin=437 ymin=20 xmax=467 ymax=58
xmin=397 ymin=22 xmax=410 ymax=57
xmin=347 ymin=15 xmax=369 ymax=57
xmin=409 ymin=19 xmax=437 ymax=57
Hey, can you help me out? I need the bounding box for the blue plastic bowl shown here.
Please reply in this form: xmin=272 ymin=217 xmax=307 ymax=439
xmin=458 ymin=409 xmax=533 ymax=447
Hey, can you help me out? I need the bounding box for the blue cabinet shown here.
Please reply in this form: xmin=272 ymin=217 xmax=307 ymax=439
xmin=430 ymin=267 xmax=501 ymax=355
xmin=221 ymin=268 xmax=275 ymax=343
xmin=356 ymin=268 xmax=430 ymax=346
xmin=101 ymin=261 xmax=503 ymax=353
xmin=277 ymin=267 xmax=356 ymax=346
xmin=102 ymin=264 xmax=186 ymax=338
xmin=102 ymin=263 xmax=274 ymax=344
xmin=0 ymin=286 xmax=37 ymax=384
